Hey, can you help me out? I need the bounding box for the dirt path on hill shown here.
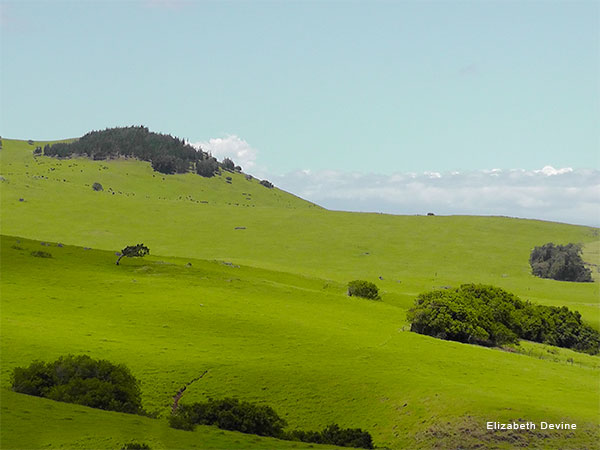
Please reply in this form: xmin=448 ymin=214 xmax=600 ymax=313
xmin=171 ymin=370 xmax=209 ymax=413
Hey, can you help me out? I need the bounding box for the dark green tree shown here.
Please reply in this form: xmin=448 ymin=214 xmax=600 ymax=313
xmin=116 ymin=244 xmax=150 ymax=265
xmin=347 ymin=280 xmax=380 ymax=300
xmin=11 ymin=355 xmax=143 ymax=414
xmin=529 ymin=243 xmax=592 ymax=282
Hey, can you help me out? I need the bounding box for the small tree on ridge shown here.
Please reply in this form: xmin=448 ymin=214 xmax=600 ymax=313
xmin=116 ymin=244 xmax=150 ymax=265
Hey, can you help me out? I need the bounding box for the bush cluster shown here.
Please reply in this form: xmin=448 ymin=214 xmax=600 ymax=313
xmin=11 ymin=355 xmax=143 ymax=414
xmin=407 ymin=284 xmax=600 ymax=354
xmin=169 ymin=398 xmax=373 ymax=448
xmin=92 ymin=182 xmax=103 ymax=191
xmin=42 ymin=126 xmax=236 ymax=177
xmin=170 ymin=398 xmax=287 ymax=437
xmin=31 ymin=250 xmax=52 ymax=258
xmin=288 ymin=424 xmax=373 ymax=449
xmin=347 ymin=280 xmax=380 ymax=300
xmin=530 ymin=243 xmax=592 ymax=282
xmin=121 ymin=442 xmax=151 ymax=450
xmin=259 ymin=179 xmax=274 ymax=188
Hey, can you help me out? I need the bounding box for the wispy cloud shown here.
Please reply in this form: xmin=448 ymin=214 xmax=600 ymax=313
xmin=191 ymin=134 xmax=599 ymax=227
xmin=190 ymin=135 xmax=259 ymax=172
xmin=270 ymin=167 xmax=600 ymax=227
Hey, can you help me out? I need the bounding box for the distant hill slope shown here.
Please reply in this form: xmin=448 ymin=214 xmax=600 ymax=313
xmin=0 ymin=137 xmax=319 ymax=209
xmin=1 ymin=137 xmax=597 ymax=326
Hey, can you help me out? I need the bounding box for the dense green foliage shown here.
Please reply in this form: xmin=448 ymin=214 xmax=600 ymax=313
xmin=92 ymin=182 xmax=103 ymax=191
xmin=116 ymin=243 xmax=149 ymax=265
xmin=347 ymin=280 xmax=380 ymax=300
xmin=11 ymin=355 xmax=143 ymax=414
xmin=42 ymin=126 xmax=233 ymax=177
xmin=530 ymin=243 xmax=593 ymax=282
xmin=170 ymin=398 xmax=287 ymax=437
xmin=30 ymin=250 xmax=52 ymax=258
xmin=121 ymin=442 xmax=151 ymax=450
xmin=288 ymin=424 xmax=374 ymax=449
xmin=408 ymin=284 xmax=600 ymax=354
xmin=170 ymin=398 xmax=373 ymax=448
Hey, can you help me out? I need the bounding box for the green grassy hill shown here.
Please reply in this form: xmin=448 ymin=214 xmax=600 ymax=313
xmin=1 ymin=138 xmax=599 ymax=449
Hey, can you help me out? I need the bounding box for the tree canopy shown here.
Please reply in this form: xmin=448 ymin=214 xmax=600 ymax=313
xmin=530 ymin=243 xmax=593 ymax=282
xmin=407 ymin=284 xmax=599 ymax=354
xmin=42 ymin=126 xmax=234 ymax=177
xmin=116 ymin=244 xmax=150 ymax=265
xmin=11 ymin=354 xmax=143 ymax=414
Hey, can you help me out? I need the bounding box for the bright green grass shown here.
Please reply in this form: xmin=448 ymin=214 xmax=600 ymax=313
xmin=1 ymin=237 xmax=598 ymax=449
xmin=0 ymin=389 xmax=344 ymax=450
xmin=1 ymin=139 xmax=599 ymax=449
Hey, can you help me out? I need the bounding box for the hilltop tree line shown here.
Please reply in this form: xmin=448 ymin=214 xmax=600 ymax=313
xmin=41 ymin=126 xmax=240 ymax=177
xmin=408 ymin=284 xmax=600 ymax=354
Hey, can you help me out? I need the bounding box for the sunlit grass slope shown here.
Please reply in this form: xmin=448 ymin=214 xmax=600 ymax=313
xmin=1 ymin=236 xmax=599 ymax=449
xmin=1 ymin=138 xmax=599 ymax=449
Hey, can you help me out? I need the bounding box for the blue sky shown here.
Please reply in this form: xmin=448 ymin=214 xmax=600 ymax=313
xmin=1 ymin=0 xmax=599 ymax=224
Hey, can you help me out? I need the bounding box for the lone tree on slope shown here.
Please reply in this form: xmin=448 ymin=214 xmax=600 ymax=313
xmin=116 ymin=244 xmax=150 ymax=265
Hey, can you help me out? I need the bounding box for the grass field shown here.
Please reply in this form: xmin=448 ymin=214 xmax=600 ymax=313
xmin=1 ymin=138 xmax=599 ymax=449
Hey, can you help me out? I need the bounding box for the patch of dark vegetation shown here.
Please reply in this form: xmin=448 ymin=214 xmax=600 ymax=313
xmin=530 ymin=243 xmax=592 ymax=282
xmin=92 ymin=182 xmax=103 ymax=191
xmin=259 ymin=179 xmax=274 ymax=189
xmin=169 ymin=398 xmax=373 ymax=449
xmin=408 ymin=284 xmax=600 ymax=354
xmin=33 ymin=146 xmax=42 ymax=155
xmin=116 ymin=243 xmax=150 ymax=266
xmin=11 ymin=354 xmax=143 ymax=414
xmin=287 ymin=424 xmax=374 ymax=449
xmin=169 ymin=398 xmax=287 ymax=436
xmin=196 ymin=156 xmax=219 ymax=177
xmin=347 ymin=280 xmax=380 ymax=300
xmin=221 ymin=158 xmax=235 ymax=171
xmin=27 ymin=139 xmax=34 ymax=145
xmin=11 ymin=245 xmax=24 ymax=250
xmin=121 ymin=442 xmax=151 ymax=450
xmin=42 ymin=126 xmax=237 ymax=177
xmin=30 ymin=250 xmax=52 ymax=258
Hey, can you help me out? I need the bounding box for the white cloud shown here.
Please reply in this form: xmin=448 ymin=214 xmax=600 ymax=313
xmin=190 ymin=135 xmax=258 ymax=171
xmin=534 ymin=165 xmax=574 ymax=176
xmin=269 ymin=167 xmax=600 ymax=227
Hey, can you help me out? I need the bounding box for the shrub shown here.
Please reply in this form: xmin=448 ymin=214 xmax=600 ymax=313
xmin=347 ymin=280 xmax=380 ymax=300
xmin=288 ymin=424 xmax=373 ymax=449
xmin=170 ymin=398 xmax=374 ymax=448
xmin=92 ymin=182 xmax=103 ymax=191
xmin=196 ymin=157 xmax=219 ymax=177
xmin=221 ymin=157 xmax=235 ymax=171
xmin=116 ymin=244 xmax=150 ymax=265
xmin=259 ymin=179 xmax=274 ymax=188
xmin=31 ymin=250 xmax=52 ymax=258
xmin=151 ymin=155 xmax=174 ymax=174
xmin=33 ymin=146 xmax=42 ymax=155
xmin=530 ymin=243 xmax=592 ymax=282
xmin=172 ymin=398 xmax=287 ymax=437
xmin=11 ymin=354 xmax=143 ymax=414
xmin=407 ymin=284 xmax=600 ymax=354
xmin=121 ymin=442 xmax=151 ymax=450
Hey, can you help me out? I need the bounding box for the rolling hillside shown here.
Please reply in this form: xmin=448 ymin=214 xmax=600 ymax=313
xmin=1 ymin=137 xmax=599 ymax=449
